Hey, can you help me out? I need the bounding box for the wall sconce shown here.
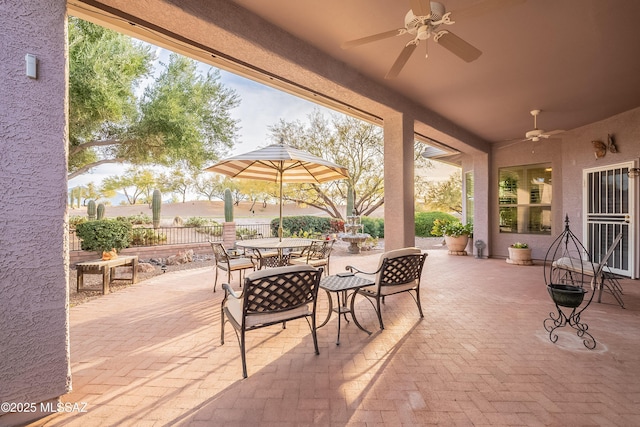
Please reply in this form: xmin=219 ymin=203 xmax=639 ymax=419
xmin=628 ymin=168 xmax=640 ymax=178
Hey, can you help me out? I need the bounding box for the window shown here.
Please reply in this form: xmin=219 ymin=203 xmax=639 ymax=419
xmin=499 ymin=164 xmax=552 ymax=234
xmin=465 ymin=171 xmax=474 ymax=224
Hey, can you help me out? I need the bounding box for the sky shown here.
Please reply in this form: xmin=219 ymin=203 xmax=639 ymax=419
xmin=68 ymin=44 xmax=457 ymax=196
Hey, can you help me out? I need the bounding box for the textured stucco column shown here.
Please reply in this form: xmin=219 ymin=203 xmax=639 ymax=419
xmin=0 ymin=0 xmax=71 ymax=424
xmin=466 ymin=153 xmax=490 ymax=257
xmin=383 ymin=113 xmax=415 ymax=251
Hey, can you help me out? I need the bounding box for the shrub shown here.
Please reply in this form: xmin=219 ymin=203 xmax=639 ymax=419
xmin=75 ymin=219 xmax=132 ymax=253
xmin=184 ymin=216 xmax=217 ymax=227
xmin=69 ymin=215 xmax=87 ymax=227
xmin=414 ymin=212 xmax=458 ymax=237
xmin=361 ymin=216 xmax=384 ymax=238
xmin=431 ymin=219 xmax=473 ymax=237
xmin=270 ymin=216 xmax=333 ymax=236
xmin=126 ymin=214 xmax=152 ymax=225
xmin=130 ymin=228 xmax=167 ymax=246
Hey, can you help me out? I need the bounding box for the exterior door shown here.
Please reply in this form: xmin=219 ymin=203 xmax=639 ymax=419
xmin=583 ymin=162 xmax=636 ymax=278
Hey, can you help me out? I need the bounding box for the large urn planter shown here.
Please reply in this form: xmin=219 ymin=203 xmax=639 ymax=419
xmin=444 ymin=235 xmax=469 ymax=255
xmin=506 ymin=246 xmax=533 ymax=265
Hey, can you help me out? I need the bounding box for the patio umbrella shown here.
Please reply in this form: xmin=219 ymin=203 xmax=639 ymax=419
xmin=204 ymin=143 xmax=349 ymax=240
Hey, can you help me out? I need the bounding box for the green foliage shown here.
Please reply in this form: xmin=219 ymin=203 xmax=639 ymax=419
xmin=130 ymin=228 xmax=167 ymax=246
xmin=75 ymin=220 xmax=132 ymax=253
xmin=101 ymin=167 xmax=156 ymax=205
xmin=415 ymin=212 xmax=458 ymax=237
xmin=69 ymin=215 xmax=88 ymax=227
xmin=360 ymin=216 xmax=385 ymax=238
xmin=194 ymin=226 xmax=223 ymax=237
xmin=419 ymin=171 xmax=463 ymax=214
xmin=224 ymin=188 xmax=234 ymax=222
xmin=511 ymin=242 xmax=529 ymax=248
xmin=236 ymin=227 xmax=260 ymax=238
xmin=87 ymin=200 xmax=96 ymax=220
xmin=68 ymin=18 xmax=240 ymax=180
xmin=68 ymin=17 xmax=153 ymax=178
xmin=431 ymin=219 xmax=473 ymax=237
xmin=184 ymin=216 xmax=217 ymax=227
xmin=271 ymin=216 xmax=334 ymax=236
xmin=116 ymin=214 xmax=152 ymax=225
xmin=96 ymin=203 xmax=105 ymax=220
xmin=152 ymin=189 xmax=162 ymax=228
xmin=346 ymin=183 xmax=355 ymax=215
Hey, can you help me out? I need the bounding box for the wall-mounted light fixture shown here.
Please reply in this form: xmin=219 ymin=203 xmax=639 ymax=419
xmin=25 ymin=54 xmax=37 ymax=79
xmin=628 ymin=168 xmax=640 ymax=178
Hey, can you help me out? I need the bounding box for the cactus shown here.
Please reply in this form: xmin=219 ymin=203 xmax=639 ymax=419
xmin=346 ymin=183 xmax=355 ymax=216
xmin=96 ymin=203 xmax=105 ymax=220
xmin=224 ymin=188 xmax=234 ymax=222
xmin=87 ymin=200 xmax=96 ymax=220
xmin=152 ymin=189 xmax=162 ymax=229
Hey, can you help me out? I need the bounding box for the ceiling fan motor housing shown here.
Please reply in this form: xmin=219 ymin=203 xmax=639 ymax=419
xmin=405 ymin=1 xmax=446 ymax=34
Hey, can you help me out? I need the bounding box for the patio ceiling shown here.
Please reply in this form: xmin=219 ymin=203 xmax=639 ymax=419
xmin=229 ymin=0 xmax=640 ymax=144
xmin=70 ymin=0 xmax=640 ymax=150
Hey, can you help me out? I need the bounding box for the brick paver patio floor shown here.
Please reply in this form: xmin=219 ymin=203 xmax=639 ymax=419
xmin=32 ymin=250 xmax=640 ymax=426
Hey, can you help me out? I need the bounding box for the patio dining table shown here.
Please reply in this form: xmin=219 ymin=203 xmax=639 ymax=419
xmin=235 ymin=237 xmax=320 ymax=267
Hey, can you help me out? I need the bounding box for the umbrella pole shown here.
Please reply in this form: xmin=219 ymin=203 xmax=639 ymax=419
xmin=278 ymin=171 xmax=283 ymax=241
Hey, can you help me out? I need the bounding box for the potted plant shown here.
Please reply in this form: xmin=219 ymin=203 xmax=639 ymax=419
xmin=507 ymin=242 xmax=533 ymax=265
xmin=431 ymin=220 xmax=473 ymax=255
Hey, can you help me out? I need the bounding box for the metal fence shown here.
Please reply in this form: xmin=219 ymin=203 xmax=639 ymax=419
xmin=69 ymin=223 xmax=274 ymax=252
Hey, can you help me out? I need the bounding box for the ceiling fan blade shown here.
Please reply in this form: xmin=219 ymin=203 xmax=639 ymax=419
xmin=451 ymin=0 xmax=526 ymax=21
xmin=434 ymin=30 xmax=482 ymax=62
xmin=385 ymin=43 xmax=418 ymax=79
xmin=540 ymin=129 xmax=565 ymax=138
xmin=410 ymin=0 xmax=431 ymax=17
xmin=341 ymin=29 xmax=404 ymax=49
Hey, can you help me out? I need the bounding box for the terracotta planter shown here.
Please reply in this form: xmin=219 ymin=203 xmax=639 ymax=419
xmin=444 ymin=235 xmax=469 ymax=255
xmin=506 ymin=247 xmax=533 ymax=265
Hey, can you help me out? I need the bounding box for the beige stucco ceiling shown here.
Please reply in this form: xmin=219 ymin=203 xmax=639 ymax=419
xmin=70 ymin=0 xmax=640 ymax=149
xmin=228 ymin=0 xmax=640 ymax=144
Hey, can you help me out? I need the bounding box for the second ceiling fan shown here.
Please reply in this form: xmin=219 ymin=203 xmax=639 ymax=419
xmin=342 ymin=0 xmax=524 ymax=79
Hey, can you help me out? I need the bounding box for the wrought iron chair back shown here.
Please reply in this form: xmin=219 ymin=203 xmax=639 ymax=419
xmin=221 ymin=265 xmax=322 ymax=378
xmin=210 ymin=241 xmax=255 ymax=292
xmin=290 ymin=240 xmax=335 ymax=275
xmin=347 ymin=247 xmax=427 ymax=330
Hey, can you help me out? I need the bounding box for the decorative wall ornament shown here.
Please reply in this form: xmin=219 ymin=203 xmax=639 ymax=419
xmin=607 ymin=133 xmax=618 ymax=153
xmin=593 ymin=140 xmax=607 ymax=159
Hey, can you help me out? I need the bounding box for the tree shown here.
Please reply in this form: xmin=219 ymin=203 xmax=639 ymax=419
xmin=67 ymin=18 xmax=240 ymax=179
xmin=269 ymin=109 xmax=431 ymax=219
xmin=157 ymin=169 xmax=194 ymax=203
xmin=101 ymin=168 xmax=157 ymax=205
xmin=421 ymin=171 xmax=463 ymax=214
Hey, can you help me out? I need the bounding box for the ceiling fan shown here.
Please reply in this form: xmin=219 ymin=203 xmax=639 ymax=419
xmin=341 ymin=0 xmax=524 ymax=79
xmin=521 ymin=109 xmax=564 ymax=142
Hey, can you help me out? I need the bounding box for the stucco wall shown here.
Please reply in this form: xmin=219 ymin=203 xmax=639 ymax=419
xmin=0 ymin=0 xmax=71 ymax=420
xmin=559 ymin=106 xmax=640 ymax=243
xmin=490 ymin=107 xmax=640 ymax=261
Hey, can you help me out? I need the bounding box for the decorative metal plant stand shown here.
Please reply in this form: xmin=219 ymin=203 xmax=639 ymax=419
xmin=543 ymin=216 xmax=597 ymax=349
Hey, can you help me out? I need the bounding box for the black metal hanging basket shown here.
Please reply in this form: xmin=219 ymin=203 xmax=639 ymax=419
xmin=543 ymin=215 xmax=597 ymax=349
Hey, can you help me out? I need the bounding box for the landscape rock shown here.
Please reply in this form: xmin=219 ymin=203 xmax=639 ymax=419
xmin=137 ymin=262 xmax=156 ymax=273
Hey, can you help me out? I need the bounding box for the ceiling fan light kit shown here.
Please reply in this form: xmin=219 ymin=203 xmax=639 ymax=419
xmin=521 ymin=109 xmax=563 ymax=142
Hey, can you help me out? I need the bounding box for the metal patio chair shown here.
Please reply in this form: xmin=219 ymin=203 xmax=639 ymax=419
xmin=220 ymin=264 xmax=322 ymax=378
xmin=210 ymin=241 xmax=256 ymax=292
xmin=346 ymin=247 xmax=427 ymax=330
xmin=288 ymin=239 xmax=335 ymax=275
